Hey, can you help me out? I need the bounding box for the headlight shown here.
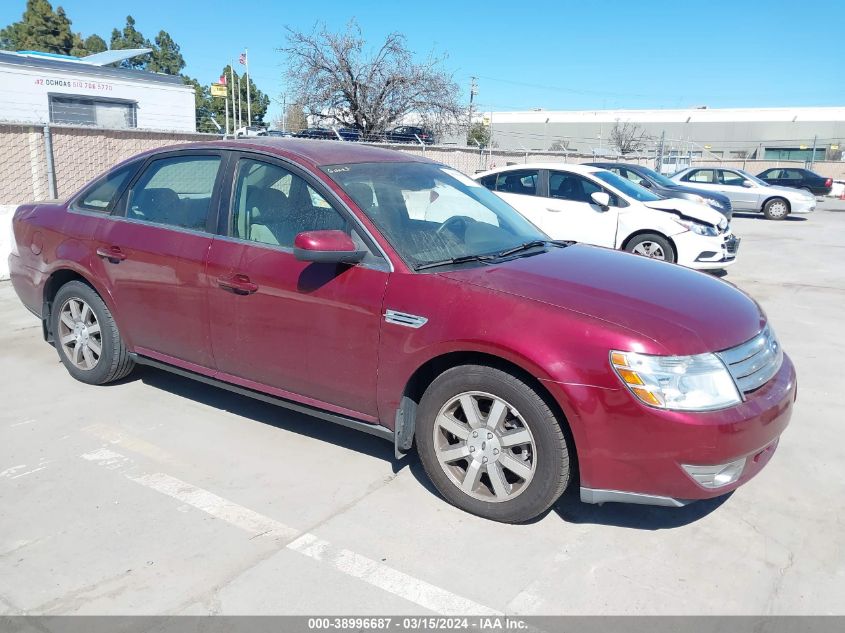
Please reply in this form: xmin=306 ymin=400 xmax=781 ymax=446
xmin=610 ymin=350 xmax=741 ymax=411
xmin=708 ymin=199 xmax=725 ymax=210
xmin=674 ymin=217 xmax=719 ymax=237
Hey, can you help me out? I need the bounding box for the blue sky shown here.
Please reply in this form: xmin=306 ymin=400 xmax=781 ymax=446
xmin=3 ymin=0 xmax=843 ymax=121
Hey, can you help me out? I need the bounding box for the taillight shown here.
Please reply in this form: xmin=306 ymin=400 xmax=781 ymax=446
xmin=825 ymin=178 xmax=832 ymax=187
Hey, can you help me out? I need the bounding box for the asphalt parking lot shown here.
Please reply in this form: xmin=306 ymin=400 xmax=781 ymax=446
xmin=1 ymin=199 xmax=844 ymax=616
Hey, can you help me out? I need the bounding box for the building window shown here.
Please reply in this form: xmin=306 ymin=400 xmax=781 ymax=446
xmin=48 ymin=95 xmax=137 ymax=128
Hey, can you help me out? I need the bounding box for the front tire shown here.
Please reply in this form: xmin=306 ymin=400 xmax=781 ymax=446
xmin=763 ymin=197 xmax=790 ymax=220
xmin=51 ymin=281 xmax=134 ymax=385
xmin=624 ymin=233 xmax=676 ymax=263
xmin=415 ymin=365 xmax=570 ymax=523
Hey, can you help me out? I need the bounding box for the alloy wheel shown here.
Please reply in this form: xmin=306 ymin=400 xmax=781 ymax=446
xmin=58 ymin=297 xmax=102 ymax=370
xmin=433 ymin=391 xmax=537 ymax=502
xmin=632 ymin=241 xmax=666 ymax=260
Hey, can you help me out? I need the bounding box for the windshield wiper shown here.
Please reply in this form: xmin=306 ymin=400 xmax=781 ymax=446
xmin=497 ymin=240 xmax=548 ymax=258
xmin=413 ymin=253 xmax=496 ymax=271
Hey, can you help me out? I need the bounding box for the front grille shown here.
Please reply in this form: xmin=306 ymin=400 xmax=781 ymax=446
xmin=717 ymin=325 xmax=783 ymax=394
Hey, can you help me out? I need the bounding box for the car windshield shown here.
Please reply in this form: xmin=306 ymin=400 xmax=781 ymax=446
xmin=322 ymin=162 xmax=547 ymax=268
xmin=593 ymin=170 xmax=663 ymax=202
xmin=635 ymin=166 xmax=677 ymax=188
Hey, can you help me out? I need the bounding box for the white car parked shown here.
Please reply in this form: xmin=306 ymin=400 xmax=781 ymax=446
xmin=473 ymin=164 xmax=739 ymax=270
xmin=670 ymin=167 xmax=816 ymax=220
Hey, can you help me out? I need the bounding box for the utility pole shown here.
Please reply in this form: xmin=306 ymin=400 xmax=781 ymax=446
xmin=229 ymin=62 xmax=236 ymax=136
xmin=810 ymin=134 xmax=817 ymax=168
xmin=245 ymin=49 xmax=251 ymax=127
xmin=468 ymin=76 xmax=478 ymax=137
xmin=656 ymin=130 xmax=665 ymax=173
xmin=282 ymin=93 xmax=287 ymax=133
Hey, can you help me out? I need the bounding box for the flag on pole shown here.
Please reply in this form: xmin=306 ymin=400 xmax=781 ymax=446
xmin=238 ymin=51 xmax=247 ymax=65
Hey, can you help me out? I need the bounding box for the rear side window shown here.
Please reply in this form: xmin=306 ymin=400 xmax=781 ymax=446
xmin=77 ymin=162 xmax=138 ymax=212
xmin=494 ymin=170 xmax=539 ymax=196
xmin=125 ymin=155 xmax=221 ymax=231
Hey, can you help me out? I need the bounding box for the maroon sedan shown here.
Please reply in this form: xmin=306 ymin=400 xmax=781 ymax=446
xmin=8 ymin=140 xmax=796 ymax=522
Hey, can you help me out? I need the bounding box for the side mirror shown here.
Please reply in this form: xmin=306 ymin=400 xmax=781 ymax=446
xmin=293 ymin=230 xmax=366 ymax=264
xmin=639 ymin=179 xmax=652 ymax=188
xmin=742 ymin=180 xmax=755 ymax=188
xmin=590 ymin=191 xmax=611 ymax=208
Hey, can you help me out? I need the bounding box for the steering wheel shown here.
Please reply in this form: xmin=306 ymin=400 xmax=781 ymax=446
xmin=435 ymin=215 xmax=477 ymax=239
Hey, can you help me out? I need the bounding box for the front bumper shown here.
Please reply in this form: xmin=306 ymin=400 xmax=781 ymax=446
xmin=551 ymin=353 xmax=796 ymax=506
xmin=674 ymin=230 xmax=740 ymax=270
xmin=791 ymin=198 xmax=816 ymax=214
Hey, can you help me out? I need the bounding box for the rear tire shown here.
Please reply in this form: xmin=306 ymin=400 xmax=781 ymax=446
xmin=624 ymin=233 xmax=676 ymax=263
xmin=51 ymin=281 xmax=134 ymax=385
xmin=763 ymin=197 xmax=790 ymax=220
xmin=415 ymin=365 xmax=570 ymax=523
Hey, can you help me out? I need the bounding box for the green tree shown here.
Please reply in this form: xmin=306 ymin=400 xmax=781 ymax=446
xmin=83 ymin=33 xmax=107 ymax=54
xmin=0 ymin=0 xmax=74 ymax=54
xmin=213 ymin=65 xmax=270 ymax=128
xmin=182 ymin=76 xmax=218 ymax=133
xmin=148 ymin=30 xmax=185 ymax=75
xmin=110 ymin=15 xmax=151 ymax=69
xmin=467 ymin=122 xmax=491 ymax=148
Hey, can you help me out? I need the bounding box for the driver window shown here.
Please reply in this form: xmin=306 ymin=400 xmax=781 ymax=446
xmin=719 ymin=170 xmax=746 ymax=186
xmin=232 ymin=158 xmax=348 ymax=248
xmin=549 ymin=172 xmax=619 ymax=206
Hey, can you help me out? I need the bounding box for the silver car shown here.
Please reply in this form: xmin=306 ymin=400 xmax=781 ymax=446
xmin=670 ymin=167 xmax=815 ymax=220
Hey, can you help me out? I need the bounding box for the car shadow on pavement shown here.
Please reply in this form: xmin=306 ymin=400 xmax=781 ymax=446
xmin=731 ymin=212 xmax=808 ymax=222
xmin=136 ymin=365 xmax=398 ymax=465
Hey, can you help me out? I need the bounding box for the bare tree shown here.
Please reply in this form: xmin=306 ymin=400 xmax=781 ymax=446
xmin=280 ymin=20 xmax=463 ymax=139
xmin=609 ymin=120 xmax=650 ymax=155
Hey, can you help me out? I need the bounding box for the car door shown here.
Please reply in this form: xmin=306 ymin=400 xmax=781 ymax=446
xmin=91 ymin=151 xmax=225 ymax=368
xmin=717 ymin=169 xmax=761 ymax=210
xmin=542 ymin=170 xmax=619 ymax=247
xmin=205 ymin=154 xmax=389 ymax=420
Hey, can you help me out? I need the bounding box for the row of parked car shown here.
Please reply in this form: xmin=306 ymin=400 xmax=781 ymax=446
xmin=238 ymin=125 xmax=436 ymax=144
xmin=7 ymin=138 xmax=795 ymax=523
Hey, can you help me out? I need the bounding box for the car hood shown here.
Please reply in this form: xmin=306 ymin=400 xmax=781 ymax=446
xmin=642 ymin=197 xmax=726 ymax=227
xmin=441 ymin=245 xmax=765 ymax=355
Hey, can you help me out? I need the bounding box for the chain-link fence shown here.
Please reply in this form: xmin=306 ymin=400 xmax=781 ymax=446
xmin=3 ymin=121 xmax=845 ymax=206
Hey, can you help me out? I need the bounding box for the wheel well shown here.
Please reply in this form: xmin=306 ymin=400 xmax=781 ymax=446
xmin=41 ymin=270 xmax=93 ymax=341
xmin=398 ymin=351 xmax=579 ymax=478
xmin=621 ymin=229 xmax=677 ymax=257
xmin=762 ymin=196 xmax=790 ymax=212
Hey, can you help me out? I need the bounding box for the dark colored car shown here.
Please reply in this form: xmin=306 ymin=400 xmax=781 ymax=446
xmin=383 ymin=126 xmax=435 ymax=145
xmin=588 ymin=162 xmax=733 ymax=220
xmin=756 ymin=167 xmax=832 ymax=197
xmin=293 ymin=127 xmax=361 ymax=142
xmin=8 ymin=140 xmax=795 ymax=523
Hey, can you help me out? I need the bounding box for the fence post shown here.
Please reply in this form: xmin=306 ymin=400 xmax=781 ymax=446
xmin=42 ymin=124 xmax=58 ymax=200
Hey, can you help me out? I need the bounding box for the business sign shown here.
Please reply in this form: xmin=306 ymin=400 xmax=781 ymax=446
xmin=210 ymin=83 xmax=227 ymax=98
xmin=33 ymin=77 xmax=113 ymax=91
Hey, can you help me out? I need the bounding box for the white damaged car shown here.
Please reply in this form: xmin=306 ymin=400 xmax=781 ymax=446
xmin=473 ymin=163 xmax=739 ymax=270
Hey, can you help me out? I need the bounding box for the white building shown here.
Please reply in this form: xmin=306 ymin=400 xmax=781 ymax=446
xmin=0 ymin=50 xmax=196 ymax=132
xmin=484 ymin=107 xmax=845 ymax=161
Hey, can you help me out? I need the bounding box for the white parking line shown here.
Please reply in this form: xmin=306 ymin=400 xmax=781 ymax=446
xmin=131 ymin=472 xmax=299 ymax=541
xmin=79 ymin=446 xmax=501 ymax=616
xmin=288 ymin=533 xmax=500 ymax=616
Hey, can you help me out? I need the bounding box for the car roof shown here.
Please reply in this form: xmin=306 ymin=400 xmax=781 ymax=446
xmin=136 ymin=138 xmax=434 ymax=167
xmin=477 ymin=162 xmax=603 ymax=177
